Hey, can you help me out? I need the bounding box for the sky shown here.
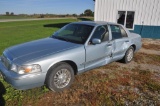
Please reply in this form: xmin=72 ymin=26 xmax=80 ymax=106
xmin=0 ymin=0 xmax=94 ymax=15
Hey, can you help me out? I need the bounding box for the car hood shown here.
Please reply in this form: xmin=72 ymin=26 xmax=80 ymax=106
xmin=6 ymin=37 xmax=81 ymax=63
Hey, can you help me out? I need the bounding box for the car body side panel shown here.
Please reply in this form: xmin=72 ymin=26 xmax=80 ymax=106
xmin=129 ymin=33 xmax=142 ymax=52
xmin=112 ymin=37 xmax=130 ymax=60
xmin=0 ymin=46 xmax=86 ymax=90
xmin=120 ymin=25 xmax=142 ymax=52
xmin=108 ymin=24 xmax=141 ymax=61
xmin=25 ymin=46 xmax=86 ymax=74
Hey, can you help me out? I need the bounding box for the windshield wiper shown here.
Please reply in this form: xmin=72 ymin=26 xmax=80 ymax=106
xmin=59 ymin=37 xmax=69 ymax=42
xmin=52 ymin=35 xmax=58 ymax=39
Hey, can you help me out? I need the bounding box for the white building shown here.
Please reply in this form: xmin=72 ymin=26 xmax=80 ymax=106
xmin=94 ymin=0 xmax=160 ymax=38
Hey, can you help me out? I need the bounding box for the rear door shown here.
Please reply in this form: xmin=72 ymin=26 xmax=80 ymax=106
xmin=109 ymin=25 xmax=130 ymax=60
xmin=85 ymin=25 xmax=113 ymax=70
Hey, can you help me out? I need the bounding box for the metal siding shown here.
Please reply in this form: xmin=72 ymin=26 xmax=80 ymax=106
xmin=112 ymin=0 xmax=116 ymax=22
xmin=105 ymin=0 xmax=110 ymax=21
xmin=101 ymin=0 xmax=104 ymax=21
xmin=132 ymin=0 xmax=135 ymax=9
xmin=141 ymin=0 xmax=147 ymax=25
xmin=137 ymin=0 xmax=144 ymax=25
xmin=120 ymin=0 xmax=124 ymax=10
xmin=151 ymin=0 xmax=156 ymax=25
xmin=122 ymin=0 xmax=126 ymax=10
xmin=158 ymin=0 xmax=160 ymax=25
xmin=134 ymin=0 xmax=140 ymax=25
xmin=116 ymin=0 xmax=121 ymax=10
xmin=95 ymin=0 xmax=160 ymax=26
xmin=132 ymin=0 xmax=137 ymax=10
xmin=116 ymin=0 xmax=120 ymax=22
xmin=152 ymin=0 xmax=159 ymax=25
xmin=102 ymin=0 xmax=107 ymax=21
xmin=95 ymin=0 xmax=100 ymax=21
xmin=125 ymin=0 xmax=130 ymax=10
xmin=103 ymin=0 xmax=107 ymax=21
xmin=98 ymin=0 xmax=101 ymax=21
xmin=94 ymin=0 xmax=98 ymax=21
xmin=110 ymin=0 xmax=114 ymax=22
xmin=133 ymin=25 xmax=160 ymax=38
xmin=149 ymin=0 xmax=155 ymax=25
xmin=145 ymin=0 xmax=150 ymax=25
xmin=99 ymin=0 xmax=103 ymax=21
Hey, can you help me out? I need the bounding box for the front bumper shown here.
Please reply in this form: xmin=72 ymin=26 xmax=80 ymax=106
xmin=0 ymin=57 xmax=46 ymax=90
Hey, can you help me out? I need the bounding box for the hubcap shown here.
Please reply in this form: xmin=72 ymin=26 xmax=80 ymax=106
xmin=127 ymin=49 xmax=133 ymax=62
xmin=54 ymin=69 xmax=71 ymax=88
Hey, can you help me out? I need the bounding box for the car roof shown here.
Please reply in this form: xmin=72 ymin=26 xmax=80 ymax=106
xmin=71 ymin=21 xmax=117 ymax=26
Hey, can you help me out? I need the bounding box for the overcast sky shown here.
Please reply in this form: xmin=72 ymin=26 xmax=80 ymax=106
xmin=0 ymin=0 xmax=94 ymax=15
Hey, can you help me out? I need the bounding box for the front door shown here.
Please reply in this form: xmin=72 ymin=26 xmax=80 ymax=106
xmin=85 ymin=25 xmax=113 ymax=70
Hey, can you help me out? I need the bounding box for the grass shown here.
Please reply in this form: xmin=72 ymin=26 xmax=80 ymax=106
xmin=142 ymin=43 xmax=160 ymax=51
xmin=0 ymin=18 xmax=75 ymax=54
xmin=134 ymin=53 xmax=160 ymax=65
xmin=0 ymin=18 xmax=160 ymax=106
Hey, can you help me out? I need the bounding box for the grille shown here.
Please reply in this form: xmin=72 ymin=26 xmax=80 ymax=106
xmin=1 ymin=55 xmax=11 ymax=70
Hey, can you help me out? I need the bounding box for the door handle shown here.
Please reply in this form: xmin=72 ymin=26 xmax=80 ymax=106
xmin=107 ymin=44 xmax=112 ymax=46
xmin=125 ymin=40 xmax=129 ymax=42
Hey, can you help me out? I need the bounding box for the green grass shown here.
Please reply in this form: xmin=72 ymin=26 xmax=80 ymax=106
xmin=0 ymin=18 xmax=75 ymax=54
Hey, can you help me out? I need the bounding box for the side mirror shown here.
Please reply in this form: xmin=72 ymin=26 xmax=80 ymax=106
xmin=92 ymin=38 xmax=101 ymax=44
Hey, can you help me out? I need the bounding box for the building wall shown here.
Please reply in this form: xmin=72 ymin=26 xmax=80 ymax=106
xmin=95 ymin=0 xmax=160 ymax=38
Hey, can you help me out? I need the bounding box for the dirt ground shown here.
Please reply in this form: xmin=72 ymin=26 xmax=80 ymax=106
xmin=116 ymin=38 xmax=160 ymax=72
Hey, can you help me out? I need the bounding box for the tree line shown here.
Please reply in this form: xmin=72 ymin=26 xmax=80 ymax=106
xmin=4 ymin=9 xmax=94 ymax=18
xmin=5 ymin=12 xmax=14 ymax=16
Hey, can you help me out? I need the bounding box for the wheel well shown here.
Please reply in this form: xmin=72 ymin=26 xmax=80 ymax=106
xmin=45 ymin=60 xmax=78 ymax=84
xmin=62 ymin=60 xmax=78 ymax=75
xmin=131 ymin=44 xmax=136 ymax=51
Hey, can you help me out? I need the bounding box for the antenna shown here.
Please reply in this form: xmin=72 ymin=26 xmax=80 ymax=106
xmin=140 ymin=21 xmax=144 ymax=35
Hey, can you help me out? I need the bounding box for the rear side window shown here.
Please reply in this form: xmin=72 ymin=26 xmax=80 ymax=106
xmin=110 ymin=25 xmax=128 ymax=40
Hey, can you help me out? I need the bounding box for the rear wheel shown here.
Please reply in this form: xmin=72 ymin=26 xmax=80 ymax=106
xmin=46 ymin=62 xmax=74 ymax=92
xmin=122 ymin=46 xmax=134 ymax=63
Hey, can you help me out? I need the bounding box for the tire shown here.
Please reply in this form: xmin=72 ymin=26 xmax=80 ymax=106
xmin=122 ymin=46 xmax=134 ymax=63
xmin=46 ymin=62 xmax=74 ymax=92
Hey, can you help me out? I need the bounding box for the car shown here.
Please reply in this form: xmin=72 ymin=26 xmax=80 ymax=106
xmin=0 ymin=21 xmax=142 ymax=92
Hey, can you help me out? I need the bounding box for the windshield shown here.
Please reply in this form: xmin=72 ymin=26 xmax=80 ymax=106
xmin=52 ymin=24 xmax=94 ymax=44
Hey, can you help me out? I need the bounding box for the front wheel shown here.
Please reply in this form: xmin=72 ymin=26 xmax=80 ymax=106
xmin=46 ymin=62 xmax=74 ymax=92
xmin=122 ymin=46 xmax=134 ymax=63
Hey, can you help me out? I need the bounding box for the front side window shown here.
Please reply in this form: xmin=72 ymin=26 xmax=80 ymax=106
xmin=117 ymin=11 xmax=135 ymax=29
xmin=91 ymin=25 xmax=109 ymax=42
xmin=52 ymin=24 xmax=94 ymax=44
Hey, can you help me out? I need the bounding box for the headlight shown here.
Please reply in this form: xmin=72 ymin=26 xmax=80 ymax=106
xmin=11 ymin=64 xmax=42 ymax=74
